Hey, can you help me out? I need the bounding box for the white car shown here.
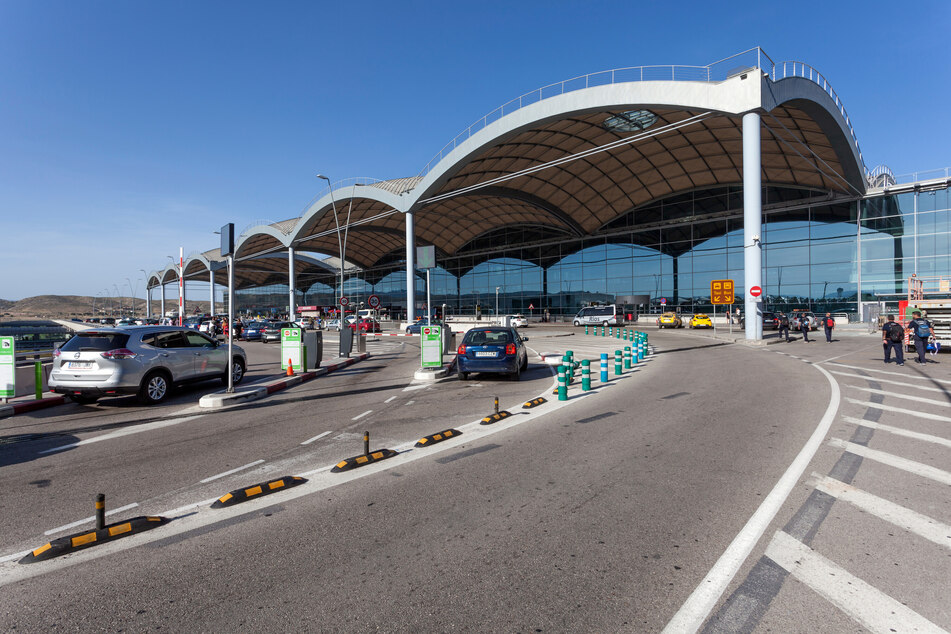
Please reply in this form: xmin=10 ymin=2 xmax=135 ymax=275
xmin=510 ymin=314 xmax=527 ymax=327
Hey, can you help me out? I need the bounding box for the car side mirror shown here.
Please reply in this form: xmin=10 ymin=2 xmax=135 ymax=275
xmin=522 ymin=337 xmax=529 ymax=342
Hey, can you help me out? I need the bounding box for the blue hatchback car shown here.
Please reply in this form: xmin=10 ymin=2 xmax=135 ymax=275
xmin=457 ymin=327 xmax=528 ymax=380
xmin=241 ymin=321 xmax=268 ymax=341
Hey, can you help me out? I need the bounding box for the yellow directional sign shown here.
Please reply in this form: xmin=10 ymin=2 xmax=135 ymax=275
xmin=710 ymin=279 xmax=735 ymax=305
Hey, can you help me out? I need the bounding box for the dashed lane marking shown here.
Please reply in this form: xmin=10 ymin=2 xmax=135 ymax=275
xmin=828 ymin=438 xmax=951 ymax=485
xmin=844 ymin=397 xmax=951 ymax=423
xmin=199 ymin=460 xmax=265 ymax=483
xmin=301 ymin=431 xmax=332 ymax=445
xmin=351 ymin=410 xmax=372 ymax=421
xmin=764 ymin=530 xmax=945 ymax=633
xmin=809 ymin=473 xmax=951 ymax=549
xmin=44 ymin=503 xmax=140 ymax=536
xmin=840 ymin=415 xmax=951 ymax=449
xmin=405 ymin=400 xmax=414 ymax=406
xmin=384 ymin=395 xmax=397 ymax=403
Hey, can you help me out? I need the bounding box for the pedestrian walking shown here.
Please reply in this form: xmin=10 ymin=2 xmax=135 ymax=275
xmin=799 ymin=313 xmax=811 ymax=342
xmin=882 ymin=314 xmax=904 ymax=365
xmin=823 ymin=312 xmax=835 ymax=343
xmin=907 ymin=310 xmax=933 ymax=364
xmin=778 ymin=312 xmax=791 ymax=342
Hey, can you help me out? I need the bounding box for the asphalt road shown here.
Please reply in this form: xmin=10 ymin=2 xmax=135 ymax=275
xmin=1 ymin=325 xmax=948 ymax=632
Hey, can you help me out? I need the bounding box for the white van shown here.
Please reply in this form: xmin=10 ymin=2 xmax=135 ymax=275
xmin=572 ymin=305 xmax=622 ymax=326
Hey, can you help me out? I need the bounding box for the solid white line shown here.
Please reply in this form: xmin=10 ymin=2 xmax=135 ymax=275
xmin=662 ymin=361 xmax=841 ymax=633
xmin=300 ymin=431 xmax=332 ymax=445
xmin=840 ymin=415 xmax=951 ymax=449
xmin=405 ymin=400 xmax=415 ymax=406
xmin=829 ymin=362 xmax=951 ymax=384
xmin=828 ymin=438 xmax=951 ymax=485
xmin=765 ymin=530 xmax=944 ymax=633
xmin=296 ymin=465 xmax=334 ymax=478
xmin=0 ymin=550 xmax=31 ymax=564
xmin=161 ymin=497 xmax=220 ymax=517
xmin=44 ymin=502 xmax=140 ymax=536
xmin=831 ymin=371 xmax=948 ymax=393
xmin=199 ymin=459 xmax=264 ymax=483
xmin=39 ymin=415 xmax=203 ymax=454
xmin=351 ymin=410 xmax=372 ymax=421
xmin=809 ymin=473 xmax=951 ymax=549
xmin=845 ymin=397 xmax=951 ymax=422
xmin=845 ymin=384 xmax=951 ymax=408
xmin=384 ymin=395 xmax=397 ymax=403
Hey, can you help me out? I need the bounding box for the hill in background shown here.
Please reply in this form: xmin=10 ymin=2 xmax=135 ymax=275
xmin=0 ymin=295 xmax=218 ymax=319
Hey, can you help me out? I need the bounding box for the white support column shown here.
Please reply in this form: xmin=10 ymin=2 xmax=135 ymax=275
xmin=405 ymin=211 xmax=416 ymax=323
xmin=160 ymin=284 xmax=166 ymax=318
xmin=146 ymin=286 xmax=152 ymax=318
xmin=743 ymin=112 xmax=763 ymax=341
xmin=209 ymin=269 xmax=215 ymax=315
xmin=288 ymin=246 xmax=296 ymax=320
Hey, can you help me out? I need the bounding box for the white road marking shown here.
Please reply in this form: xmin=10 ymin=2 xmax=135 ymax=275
xmin=840 ymin=415 xmax=951 ymax=449
xmin=0 ymin=550 xmax=31 ymax=564
xmin=844 ymin=397 xmax=951 ymax=422
xmin=199 ymin=459 xmax=265 ymax=483
xmin=351 ymin=410 xmax=372 ymax=421
xmin=300 ymin=431 xmax=332 ymax=445
xmin=296 ymin=465 xmax=334 ymax=477
xmin=161 ymin=498 xmax=220 ymax=517
xmin=844 ymin=384 xmax=951 ymax=407
xmin=663 ymin=362 xmax=841 ymax=633
xmin=405 ymin=400 xmax=415 ymax=406
xmin=384 ymin=395 xmax=397 ymax=403
xmin=809 ymin=473 xmax=951 ymax=549
xmin=402 ymin=384 xmax=428 ymax=392
xmin=765 ymin=530 xmax=944 ymax=633
xmin=39 ymin=415 xmax=203 ymax=454
xmin=43 ymin=503 xmax=140 ymax=536
xmin=831 ymin=371 xmax=948 ymax=393
xmin=829 ymin=362 xmax=951 ymax=384
xmin=828 ymin=438 xmax=951 ymax=485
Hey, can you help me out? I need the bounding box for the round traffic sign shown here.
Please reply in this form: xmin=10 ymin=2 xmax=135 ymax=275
xmin=423 ymin=327 xmax=431 ymax=336
xmin=750 ymin=285 xmax=762 ymax=297
xmin=339 ymin=297 xmax=349 ymax=306
xmin=367 ymin=294 xmax=380 ymax=308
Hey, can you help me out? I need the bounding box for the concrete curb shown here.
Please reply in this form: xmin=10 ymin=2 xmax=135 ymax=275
xmin=198 ymin=353 xmax=371 ymax=409
xmin=0 ymin=395 xmax=66 ymax=420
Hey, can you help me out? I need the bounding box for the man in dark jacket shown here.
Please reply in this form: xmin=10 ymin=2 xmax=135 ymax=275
xmin=907 ymin=310 xmax=933 ymax=364
xmin=799 ymin=314 xmax=811 ymax=342
xmin=777 ymin=312 xmax=791 ymax=342
xmin=823 ymin=312 xmax=835 ymax=343
xmin=882 ymin=314 xmax=904 ymax=365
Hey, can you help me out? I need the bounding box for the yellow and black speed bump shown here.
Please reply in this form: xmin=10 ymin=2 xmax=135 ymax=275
xmin=415 ymin=429 xmax=462 ymax=447
xmin=522 ymin=397 xmax=547 ymax=409
xmin=480 ymin=411 xmax=512 ymax=425
xmin=211 ymin=476 xmax=307 ymax=509
xmin=20 ymin=516 xmax=168 ymax=564
xmin=331 ymin=449 xmax=398 ymax=473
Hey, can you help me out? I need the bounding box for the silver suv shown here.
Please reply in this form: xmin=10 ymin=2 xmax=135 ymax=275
xmin=49 ymin=326 xmax=247 ymax=405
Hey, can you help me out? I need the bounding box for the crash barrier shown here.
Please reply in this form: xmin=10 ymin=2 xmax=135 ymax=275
xmin=415 ymin=428 xmax=462 ymax=447
xmin=332 ymin=431 xmax=398 ymax=472
xmin=522 ymin=397 xmax=547 ymax=409
xmin=211 ymin=476 xmax=307 ymax=508
xmin=481 ymin=395 xmax=512 ymax=424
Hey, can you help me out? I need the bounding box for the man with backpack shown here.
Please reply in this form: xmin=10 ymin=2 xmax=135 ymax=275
xmin=777 ymin=312 xmax=791 ymax=342
xmin=799 ymin=313 xmax=811 ymax=342
xmin=882 ymin=314 xmax=905 ymax=365
xmin=823 ymin=312 xmax=835 ymax=343
xmin=907 ymin=310 xmax=933 ymax=364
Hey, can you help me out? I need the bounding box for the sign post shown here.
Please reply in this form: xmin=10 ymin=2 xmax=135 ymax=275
xmin=420 ymin=325 xmax=442 ymax=369
xmin=281 ymin=327 xmax=303 ymax=373
xmin=710 ymin=279 xmax=735 ymax=336
xmin=0 ymin=336 xmax=14 ymax=402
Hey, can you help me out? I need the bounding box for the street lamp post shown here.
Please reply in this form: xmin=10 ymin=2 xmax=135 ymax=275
xmin=318 ymin=174 xmax=355 ymax=338
xmin=496 ymin=286 xmax=500 ymax=321
xmin=139 ymin=269 xmax=148 ymax=317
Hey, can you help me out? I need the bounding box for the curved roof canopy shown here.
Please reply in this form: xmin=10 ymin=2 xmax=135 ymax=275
xmin=148 ymin=49 xmax=868 ymax=289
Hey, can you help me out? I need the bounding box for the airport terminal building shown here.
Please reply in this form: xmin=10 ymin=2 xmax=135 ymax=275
xmin=146 ymin=48 xmax=950 ymax=337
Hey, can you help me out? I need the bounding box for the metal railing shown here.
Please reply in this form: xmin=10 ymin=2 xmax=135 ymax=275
xmin=890 ymin=167 xmax=951 ymax=186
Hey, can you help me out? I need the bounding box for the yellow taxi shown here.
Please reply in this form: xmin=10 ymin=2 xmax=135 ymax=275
xmin=689 ymin=313 xmax=713 ymax=328
xmin=657 ymin=312 xmax=683 ymax=328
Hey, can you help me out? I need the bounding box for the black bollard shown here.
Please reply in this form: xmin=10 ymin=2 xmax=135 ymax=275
xmin=364 ymin=431 xmax=370 ymax=457
xmin=494 ymin=396 xmax=499 ymax=414
xmin=95 ymin=493 xmax=105 ymax=530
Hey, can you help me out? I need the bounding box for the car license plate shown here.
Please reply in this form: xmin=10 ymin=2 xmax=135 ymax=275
xmin=475 ymin=351 xmax=496 ymax=357
xmin=67 ymin=361 xmax=92 ymax=369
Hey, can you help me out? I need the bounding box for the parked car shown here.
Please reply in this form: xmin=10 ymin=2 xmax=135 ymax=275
xmin=261 ymin=321 xmax=297 ymax=343
xmin=198 ymin=319 xmax=217 ymax=336
xmin=501 ymin=314 xmax=527 ymax=327
xmin=762 ymin=312 xmax=779 ymax=330
xmin=689 ymin=313 xmax=713 ymax=328
xmin=349 ymin=318 xmax=382 ymax=333
xmin=325 ymin=319 xmax=342 ymax=331
xmin=241 ymin=321 xmax=268 ymax=341
xmin=572 ymin=305 xmax=622 ymax=326
xmin=405 ymin=318 xmax=446 ymax=334
xmin=48 ymin=326 xmax=246 ymax=405
xmin=791 ymin=311 xmax=817 ymax=331
xmin=183 ymin=316 xmax=203 ymax=330
xmin=457 ymin=327 xmax=529 ymax=381
xmin=115 ymin=318 xmax=137 ymax=328
xmin=297 ymin=317 xmax=315 ymax=330
xmin=657 ymin=312 xmax=683 ymax=328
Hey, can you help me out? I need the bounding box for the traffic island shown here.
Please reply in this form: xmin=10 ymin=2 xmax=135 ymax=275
xmin=211 ymin=476 xmax=307 ymax=508
xmin=0 ymin=394 xmax=67 ymax=420
xmin=20 ymin=516 xmax=168 ymax=564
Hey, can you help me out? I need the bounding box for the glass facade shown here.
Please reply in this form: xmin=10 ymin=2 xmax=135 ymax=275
xmin=226 ymin=184 xmax=951 ymax=320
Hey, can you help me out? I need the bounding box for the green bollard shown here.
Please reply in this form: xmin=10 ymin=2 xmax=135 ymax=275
xmin=34 ymin=361 xmax=43 ymax=400
xmin=585 ymin=325 xmax=589 ymax=336
xmin=624 ymin=346 xmax=631 ymax=369
xmin=581 ymin=359 xmax=591 ymax=391
xmin=614 ymin=350 xmax=622 ymax=375
xmin=557 ymin=365 xmax=567 ymax=401
xmin=616 ymin=328 xmax=621 ymax=339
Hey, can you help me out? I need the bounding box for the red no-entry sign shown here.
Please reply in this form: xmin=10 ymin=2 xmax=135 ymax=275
xmin=750 ymin=285 xmax=762 ymax=297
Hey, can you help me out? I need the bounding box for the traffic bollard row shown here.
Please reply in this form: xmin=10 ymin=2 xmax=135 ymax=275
xmin=581 ymin=359 xmax=591 ymax=391
xmin=557 ymin=365 xmax=567 ymax=401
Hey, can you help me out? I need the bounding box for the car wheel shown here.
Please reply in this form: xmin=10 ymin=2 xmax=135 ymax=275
xmin=602 ymin=321 xmax=609 ymax=327
xmin=222 ymin=357 xmax=246 ymax=386
xmin=510 ymin=363 xmax=521 ymax=381
xmin=67 ymin=394 xmax=97 ymax=405
xmin=520 ymin=356 xmax=528 ymax=371
xmin=573 ymin=320 xmax=580 ymax=327
xmin=138 ymin=371 xmax=171 ymax=405
xmin=458 ymin=371 xmax=468 ymax=381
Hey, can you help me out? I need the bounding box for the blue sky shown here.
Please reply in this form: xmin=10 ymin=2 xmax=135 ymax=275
xmin=1 ymin=0 xmax=949 ymax=300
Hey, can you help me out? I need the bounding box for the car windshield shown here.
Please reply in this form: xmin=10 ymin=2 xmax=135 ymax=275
xmin=464 ymin=329 xmax=513 ymax=345
xmin=60 ymin=332 xmax=130 ymax=352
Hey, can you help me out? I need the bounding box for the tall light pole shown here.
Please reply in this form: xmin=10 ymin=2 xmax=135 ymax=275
xmin=139 ymin=269 xmax=148 ymax=317
xmin=496 ymin=286 xmax=500 ymax=320
xmin=126 ymin=277 xmax=139 ymax=318
xmin=318 ymin=174 xmax=351 ymax=328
